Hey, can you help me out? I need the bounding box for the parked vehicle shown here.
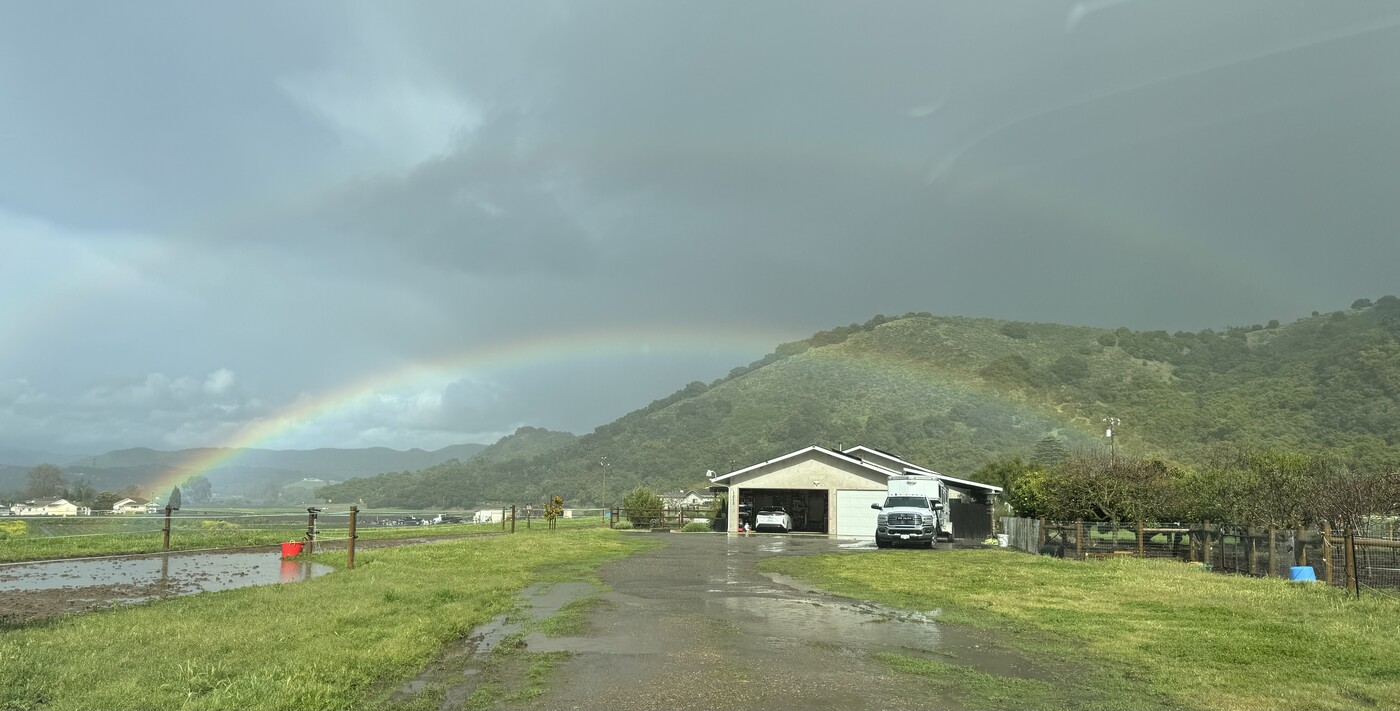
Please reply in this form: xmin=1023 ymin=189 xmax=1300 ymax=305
xmin=871 ymin=476 xmax=947 ymax=548
xmin=754 ymin=506 xmax=792 ymax=533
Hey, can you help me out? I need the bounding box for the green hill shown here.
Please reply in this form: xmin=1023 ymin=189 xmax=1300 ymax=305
xmin=319 ymin=299 xmax=1400 ymax=509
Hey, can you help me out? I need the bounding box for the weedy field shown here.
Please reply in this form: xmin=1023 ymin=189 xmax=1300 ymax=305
xmin=761 ymin=548 xmax=1400 ymax=711
xmin=0 ymin=528 xmax=650 ymax=711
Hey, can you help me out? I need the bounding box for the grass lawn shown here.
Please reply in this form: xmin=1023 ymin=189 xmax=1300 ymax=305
xmin=761 ymin=548 xmax=1400 ymax=711
xmin=0 ymin=515 xmax=606 ymax=563
xmin=0 ymin=528 xmax=651 ymax=710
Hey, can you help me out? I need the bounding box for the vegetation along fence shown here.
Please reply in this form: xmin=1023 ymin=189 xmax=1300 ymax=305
xmin=1002 ymin=516 xmax=1400 ymax=598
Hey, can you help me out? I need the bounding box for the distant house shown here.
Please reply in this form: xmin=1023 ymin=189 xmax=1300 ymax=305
xmin=146 ymin=500 xmax=162 ymax=514
xmin=13 ymin=499 xmax=89 ymax=516
xmin=113 ymin=497 xmax=150 ymax=514
xmin=661 ymin=489 xmax=714 ymax=508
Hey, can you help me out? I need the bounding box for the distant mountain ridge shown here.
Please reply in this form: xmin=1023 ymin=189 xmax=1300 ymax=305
xmin=68 ymin=443 xmax=488 ymax=478
xmin=0 ymin=443 xmax=488 ymax=500
xmin=319 ymin=299 xmax=1400 ymax=509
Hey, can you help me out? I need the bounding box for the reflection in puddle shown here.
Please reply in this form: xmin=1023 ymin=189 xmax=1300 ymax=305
xmin=0 ymin=551 xmax=332 ymax=596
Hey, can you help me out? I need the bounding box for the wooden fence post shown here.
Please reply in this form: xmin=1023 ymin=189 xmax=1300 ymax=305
xmin=1189 ymin=524 xmax=1198 ymax=562
xmin=1137 ymin=519 xmax=1145 ymax=557
xmin=1075 ymin=520 xmax=1084 ymax=559
xmin=306 ymin=508 xmax=318 ymax=555
xmin=1248 ymin=529 xmax=1258 ymax=576
xmin=1038 ymin=518 xmax=1047 ymax=548
xmin=347 ymin=506 xmax=358 ymax=570
xmin=1267 ymin=526 xmax=1277 ymax=578
xmin=162 ymin=505 xmax=173 ymax=551
xmin=1345 ymin=531 xmax=1359 ymax=598
xmin=1322 ymin=521 xmax=1333 ymax=584
xmin=1295 ymin=526 xmax=1307 ymax=566
xmin=510 ymin=505 xmax=517 ymax=534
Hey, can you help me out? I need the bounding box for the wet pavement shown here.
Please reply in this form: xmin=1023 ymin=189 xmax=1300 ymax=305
xmin=0 ymin=551 xmax=332 ymax=622
xmin=531 ymin=533 xmax=1052 ymax=710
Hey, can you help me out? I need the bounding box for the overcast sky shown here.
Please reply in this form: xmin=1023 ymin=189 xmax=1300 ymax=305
xmin=3 ymin=1 xmax=1398 ymax=455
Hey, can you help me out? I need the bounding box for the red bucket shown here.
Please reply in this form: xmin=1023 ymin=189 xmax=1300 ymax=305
xmin=280 ymin=541 xmax=304 ymax=558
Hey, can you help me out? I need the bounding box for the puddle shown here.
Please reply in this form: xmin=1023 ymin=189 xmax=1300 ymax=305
xmin=389 ymin=581 xmax=597 ymax=707
xmin=0 ymin=551 xmax=333 ymax=622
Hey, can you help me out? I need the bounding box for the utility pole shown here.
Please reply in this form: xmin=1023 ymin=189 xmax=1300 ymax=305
xmin=599 ymin=457 xmax=610 ymax=507
xmin=1102 ymin=417 xmax=1121 ymax=464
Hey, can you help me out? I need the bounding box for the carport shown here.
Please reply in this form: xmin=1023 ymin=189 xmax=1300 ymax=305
xmin=709 ymin=445 xmax=896 ymax=535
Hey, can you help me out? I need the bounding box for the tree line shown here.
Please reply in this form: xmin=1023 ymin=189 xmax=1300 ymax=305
xmin=982 ymin=448 xmax=1400 ymax=531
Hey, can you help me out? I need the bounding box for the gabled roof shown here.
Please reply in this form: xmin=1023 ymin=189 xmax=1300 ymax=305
xmin=709 ymin=445 xmax=899 ymax=483
xmin=844 ymin=445 xmax=1003 ymax=493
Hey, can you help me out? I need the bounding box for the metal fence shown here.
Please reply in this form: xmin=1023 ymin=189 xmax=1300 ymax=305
xmin=1001 ymin=516 xmax=1400 ymax=599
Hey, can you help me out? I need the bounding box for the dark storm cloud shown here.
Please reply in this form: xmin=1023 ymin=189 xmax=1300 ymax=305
xmin=3 ymin=1 xmax=1398 ymax=453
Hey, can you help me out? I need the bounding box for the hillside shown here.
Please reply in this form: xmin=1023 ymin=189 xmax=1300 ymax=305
xmin=319 ymin=299 xmax=1400 ymax=509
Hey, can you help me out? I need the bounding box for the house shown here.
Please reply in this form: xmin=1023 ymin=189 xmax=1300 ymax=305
xmin=661 ymin=489 xmax=714 ymax=508
xmin=12 ymin=499 xmax=89 ymax=516
xmin=113 ymin=497 xmax=150 ymax=514
xmin=145 ymin=500 xmax=162 ymax=514
xmin=708 ymin=444 xmax=1002 ymax=539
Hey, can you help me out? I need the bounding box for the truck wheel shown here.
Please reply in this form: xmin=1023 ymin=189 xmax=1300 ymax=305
xmin=924 ymin=539 xmax=936 ymax=550
xmin=876 ymin=538 xmax=891 ymax=549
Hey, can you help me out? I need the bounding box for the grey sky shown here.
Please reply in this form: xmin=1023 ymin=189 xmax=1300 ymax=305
xmin=3 ymin=1 xmax=1398 ymax=454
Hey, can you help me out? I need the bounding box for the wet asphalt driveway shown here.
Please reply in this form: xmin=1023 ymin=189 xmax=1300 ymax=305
xmin=529 ymin=533 xmax=1047 ymax=711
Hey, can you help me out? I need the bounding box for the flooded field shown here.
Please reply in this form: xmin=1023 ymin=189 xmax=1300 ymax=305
xmin=0 ymin=550 xmax=333 ymax=622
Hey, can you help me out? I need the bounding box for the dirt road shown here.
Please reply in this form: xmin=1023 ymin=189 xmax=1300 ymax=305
xmin=528 ymin=533 xmax=1048 ymax=711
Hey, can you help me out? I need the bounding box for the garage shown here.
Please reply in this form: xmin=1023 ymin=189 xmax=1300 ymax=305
xmin=738 ymin=489 xmax=828 ymax=533
xmin=834 ymin=490 xmax=886 ymax=537
xmin=709 ymin=445 xmax=894 ymax=535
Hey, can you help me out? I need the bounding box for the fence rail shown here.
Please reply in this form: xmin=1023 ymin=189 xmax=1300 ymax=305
xmin=1001 ymin=517 xmax=1400 ymax=598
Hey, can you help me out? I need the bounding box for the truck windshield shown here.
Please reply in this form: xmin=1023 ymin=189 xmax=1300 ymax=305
xmin=884 ymin=496 xmax=930 ymax=508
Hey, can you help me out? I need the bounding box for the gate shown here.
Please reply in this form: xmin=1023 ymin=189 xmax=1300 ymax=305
xmin=949 ymin=500 xmax=991 ymax=541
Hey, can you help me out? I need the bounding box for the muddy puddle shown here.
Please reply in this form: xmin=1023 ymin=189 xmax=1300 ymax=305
xmin=389 ymin=581 xmax=596 ymax=708
xmin=0 ymin=551 xmax=332 ymax=622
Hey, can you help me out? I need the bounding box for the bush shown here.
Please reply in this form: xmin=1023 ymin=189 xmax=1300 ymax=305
xmin=612 ymin=520 xmax=634 ymax=530
xmin=622 ymin=486 xmax=663 ymax=528
xmin=681 ymin=522 xmax=710 ymax=532
xmin=200 ymin=520 xmax=238 ymax=530
xmin=0 ymin=520 xmax=27 ymax=538
xmin=1000 ymin=323 xmax=1030 ymax=339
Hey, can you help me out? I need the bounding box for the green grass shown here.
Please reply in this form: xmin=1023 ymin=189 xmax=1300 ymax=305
xmin=0 ymin=515 xmax=608 ymax=563
xmin=0 ymin=528 xmax=652 ymax=710
xmin=761 ymin=548 xmax=1400 ymax=711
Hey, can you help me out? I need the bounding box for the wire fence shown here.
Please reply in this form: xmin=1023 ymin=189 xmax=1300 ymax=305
xmin=0 ymin=505 xmax=617 ymax=565
xmin=1001 ymin=516 xmax=1400 ymax=599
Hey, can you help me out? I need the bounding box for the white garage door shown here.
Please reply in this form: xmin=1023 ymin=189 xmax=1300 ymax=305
xmin=835 ymin=490 xmax=887 ymax=538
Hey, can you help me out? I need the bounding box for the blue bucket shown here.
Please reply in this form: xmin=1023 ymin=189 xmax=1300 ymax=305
xmin=1289 ymin=566 xmax=1317 ymax=582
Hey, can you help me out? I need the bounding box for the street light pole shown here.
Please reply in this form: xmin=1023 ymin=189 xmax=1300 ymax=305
xmin=1102 ymin=417 xmax=1121 ymax=464
xmin=599 ymin=456 xmax=610 ymax=507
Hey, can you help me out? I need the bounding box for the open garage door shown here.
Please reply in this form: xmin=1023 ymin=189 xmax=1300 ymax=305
xmin=835 ymin=490 xmax=886 ymax=538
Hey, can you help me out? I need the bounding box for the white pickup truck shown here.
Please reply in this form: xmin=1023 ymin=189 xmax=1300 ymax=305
xmin=870 ymin=475 xmax=948 ymax=549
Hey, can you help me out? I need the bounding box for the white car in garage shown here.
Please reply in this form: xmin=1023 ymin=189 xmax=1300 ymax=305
xmin=754 ymin=506 xmax=793 ymax=533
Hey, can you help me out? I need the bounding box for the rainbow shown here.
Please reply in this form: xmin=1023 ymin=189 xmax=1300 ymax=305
xmin=144 ymin=324 xmax=796 ymax=494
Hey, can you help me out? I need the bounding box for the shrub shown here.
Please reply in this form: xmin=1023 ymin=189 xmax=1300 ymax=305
xmin=200 ymin=520 xmax=238 ymax=530
xmin=622 ymin=486 xmax=663 ymax=528
xmin=681 ymin=522 xmax=710 ymax=532
xmin=1000 ymin=323 xmax=1030 ymax=339
xmin=0 ymin=520 xmax=27 ymax=538
xmin=612 ymin=520 xmax=634 ymax=530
